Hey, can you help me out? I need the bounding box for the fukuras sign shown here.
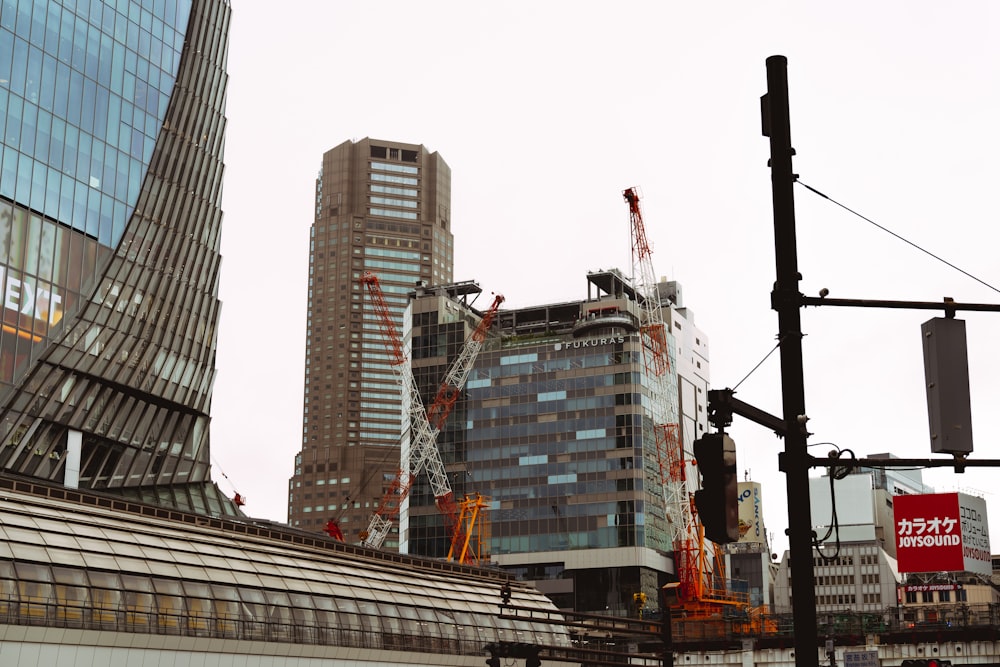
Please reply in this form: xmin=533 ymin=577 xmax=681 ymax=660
xmin=894 ymin=492 xmax=991 ymax=575
xmin=553 ymin=335 xmax=626 ymax=351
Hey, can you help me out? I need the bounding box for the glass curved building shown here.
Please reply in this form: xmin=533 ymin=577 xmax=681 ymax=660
xmin=0 ymin=477 xmax=571 ymax=665
xmin=0 ymin=0 xmax=235 ymax=513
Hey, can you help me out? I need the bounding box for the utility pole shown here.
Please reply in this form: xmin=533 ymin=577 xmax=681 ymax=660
xmin=761 ymin=55 xmax=820 ymax=667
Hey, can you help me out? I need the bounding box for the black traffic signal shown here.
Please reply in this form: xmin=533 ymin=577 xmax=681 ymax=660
xmin=693 ymin=433 xmax=739 ymax=544
xmin=901 ymin=661 xmax=951 ymax=667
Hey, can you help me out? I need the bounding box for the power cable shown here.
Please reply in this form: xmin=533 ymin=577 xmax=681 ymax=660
xmin=732 ymin=335 xmax=786 ymax=392
xmin=796 ymin=179 xmax=1000 ymax=295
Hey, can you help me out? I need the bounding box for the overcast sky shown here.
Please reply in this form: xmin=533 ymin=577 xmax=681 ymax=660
xmin=212 ymin=2 xmax=1000 ymax=557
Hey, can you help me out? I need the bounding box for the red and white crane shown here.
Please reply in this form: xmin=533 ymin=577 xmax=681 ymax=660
xmin=359 ymin=272 xmax=503 ymax=562
xmin=622 ymin=188 xmax=697 ymax=601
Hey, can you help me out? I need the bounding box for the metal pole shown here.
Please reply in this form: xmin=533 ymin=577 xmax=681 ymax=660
xmin=763 ymin=55 xmax=820 ymax=667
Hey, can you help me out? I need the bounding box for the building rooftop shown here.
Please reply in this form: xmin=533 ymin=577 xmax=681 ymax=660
xmin=0 ymin=475 xmax=568 ymax=660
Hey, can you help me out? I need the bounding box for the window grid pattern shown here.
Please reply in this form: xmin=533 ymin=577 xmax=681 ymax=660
xmin=461 ymin=339 xmax=673 ymax=556
xmin=0 ymin=483 xmax=570 ymax=657
xmin=0 ymin=0 xmax=232 ymax=508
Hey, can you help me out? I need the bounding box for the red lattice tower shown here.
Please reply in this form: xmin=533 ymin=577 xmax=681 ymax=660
xmin=623 ymin=189 xmax=694 ymax=599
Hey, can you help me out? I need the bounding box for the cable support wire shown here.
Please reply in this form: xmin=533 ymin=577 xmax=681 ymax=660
xmin=795 ymin=179 xmax=1000 ymax=295
xmin=732 ymin=335 xmax=787 ymax=391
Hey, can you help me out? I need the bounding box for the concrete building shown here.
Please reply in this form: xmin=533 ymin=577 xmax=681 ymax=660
xmin=404 ymin=269 xmax=711 ymax=613
xmin=774 ymin=472 xmax=902 ymax=615
xmin=725 ymin=481 xmax=776 ymax=610
xmin=289 ymin=138 xmax=454 ymax=541
xmin=773 ymin=456 xmax=999 ymax=624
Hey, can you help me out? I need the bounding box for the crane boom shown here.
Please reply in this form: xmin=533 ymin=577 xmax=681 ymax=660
xmin=426 ymin=293 xmax=504 ymax=429
xmin=622 ymin=188 xmax=698 ymax=600
xmin=359 ymin=272 xmax=502 ymax=562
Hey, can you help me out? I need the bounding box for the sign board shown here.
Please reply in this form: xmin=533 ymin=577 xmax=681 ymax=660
xmin=904 ymin=583 xmax=961 ymax=593
xmin=737 ymin=482 xmax=764 ymax=543
xmin=894 ymin=492 xmax=991 ymax=575
xmin=844 ymin=650 xmax=879 ymax=667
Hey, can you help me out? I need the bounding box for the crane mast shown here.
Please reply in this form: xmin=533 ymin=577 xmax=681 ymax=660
xmin=359 ymin=272 xmax=502 ymax=563
xmin=622 ymin=188 xmax=698 ymax=601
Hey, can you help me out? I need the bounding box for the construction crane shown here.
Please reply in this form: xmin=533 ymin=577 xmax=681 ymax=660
xmin=623 ymin=188 xmax=749 ymax=620
xmin=359 ymin=272 xmax=503 ymax=562
xmin=622 ymin=188 xmax=703 ymax=606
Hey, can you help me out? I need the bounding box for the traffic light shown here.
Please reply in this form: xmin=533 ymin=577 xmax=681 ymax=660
xmin=693 ymin=433 xmax=739 ymax=544
xmin=901 ymin=660 xmax=952 ymax=667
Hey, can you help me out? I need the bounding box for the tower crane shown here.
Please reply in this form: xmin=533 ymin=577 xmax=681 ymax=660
xmin=623 ymin=188 xmax=748 ymax=620
xmin=359 ymin=272 xmax=503 ymax=562
xmin=622 ymin=188 xmax=698 ymax=601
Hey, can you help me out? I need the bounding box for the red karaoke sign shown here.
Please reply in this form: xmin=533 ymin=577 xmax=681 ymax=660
xmin=894 ymin=492 xmax=991 ymax=575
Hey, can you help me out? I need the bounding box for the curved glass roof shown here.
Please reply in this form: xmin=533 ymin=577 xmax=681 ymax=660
xmin=0 ymin=479 xmax=570 ymax=658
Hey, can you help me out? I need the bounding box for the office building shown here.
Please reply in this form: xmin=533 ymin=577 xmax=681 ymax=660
xmin=725 ymin=481 xmax=777 ymax=610
xmin=0 ymin=0 xmax=235 ymax=513
xmin=773 ymin=471 xmax=906 ymax=615
xmin=0 ymin=6 xmax=573 ymax=665
xmin=404 ymin=279 xmax=495 ymax=558
xmin=405 ymin=269 xmax=711 ymax=613
xmin=289 ymin=138 xmax=454 ymax=540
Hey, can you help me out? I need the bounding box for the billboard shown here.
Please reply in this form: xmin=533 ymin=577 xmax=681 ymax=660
xmin=0 ymin=200 xmax=101 ymax=384
xmin=737 ymin=481 xmax=764 ymax=544
xmin=894 ymin=492 xmax=991 ymax=575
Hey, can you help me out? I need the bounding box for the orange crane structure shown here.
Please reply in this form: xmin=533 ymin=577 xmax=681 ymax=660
xmin=622 ymin=188 xmax=744 ymax=619
xmin=359 ymin=272 xmax=503 ymax=564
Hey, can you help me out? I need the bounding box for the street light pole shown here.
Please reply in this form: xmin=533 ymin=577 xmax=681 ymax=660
xmin=762 ymin=54 xmax=820 ymax=667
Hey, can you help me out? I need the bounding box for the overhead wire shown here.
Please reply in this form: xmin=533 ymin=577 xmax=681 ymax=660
xmin=728 ymin=178 xmax=996 ymax=393
xmin=732 ymin=335 xmax=787 ymax=392
xmin=796 ymin=179 xmax=1000 ymax=295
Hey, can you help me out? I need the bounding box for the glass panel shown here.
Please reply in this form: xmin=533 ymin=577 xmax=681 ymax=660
xmin=156 ymin=594 xmax=184 ymax=634
xmin=81 ymin=551 xmax=118 ymax=570
xmin=181 ymin=581 xmax=210 ymax=598
xmin=213 ymin=597 xmax=240 ymax=637
xmin=151 ymin=578 xmax=183 ymax=596
xmin=185 ymin=596 xmax=212 ymax=635
xmin=0 ymin=575 xmax=17 ymax=616
xmin=238 ymin=588 xmax=266 ymax=605
xmin=50 ymin=566 xmax=87 ymax=586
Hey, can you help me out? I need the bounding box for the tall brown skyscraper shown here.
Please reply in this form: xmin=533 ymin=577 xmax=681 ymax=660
xmin=288 ymin=138 xmax=454 ymax=542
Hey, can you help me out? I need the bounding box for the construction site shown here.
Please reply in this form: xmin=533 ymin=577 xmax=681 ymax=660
xmin=326 ymin=188 xmax=775 ymax=655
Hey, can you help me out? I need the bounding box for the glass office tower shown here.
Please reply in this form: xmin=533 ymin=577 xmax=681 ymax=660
xmin=0 ymin=0 xmax=235 ymax=514
xmin=404 ymin=281 xmax=487 ymax=558
xmin=407 ymin=270 xmax=712 ymax=613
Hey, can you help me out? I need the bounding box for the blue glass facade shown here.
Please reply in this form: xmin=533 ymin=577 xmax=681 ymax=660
xmin=0 ymin=0 xmax=190 ymax=246
xmin=466 ymin=340 xmax=671 ymax=555
xmin=404 ymin=272 xmax=690 ymax=613
xmin=0 ymin=0 xmax=233 ymax=513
